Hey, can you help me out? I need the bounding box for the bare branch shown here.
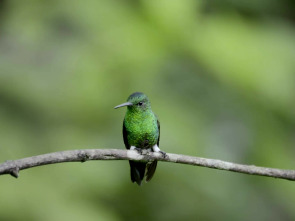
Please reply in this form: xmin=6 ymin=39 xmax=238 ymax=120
xmin=0 ymin=149 xmax=294 ymax=181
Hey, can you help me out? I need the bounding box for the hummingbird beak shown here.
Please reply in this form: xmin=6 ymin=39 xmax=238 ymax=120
xmin=114 ymin=102 xmax=133 ymax=109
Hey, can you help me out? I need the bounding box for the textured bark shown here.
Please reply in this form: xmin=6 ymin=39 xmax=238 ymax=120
xmin=0 ymin=149 xmax=294 ymax=181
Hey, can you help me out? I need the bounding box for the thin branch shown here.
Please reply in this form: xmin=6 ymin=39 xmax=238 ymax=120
xmin=0 ymin=149 xmax=294 ymax=181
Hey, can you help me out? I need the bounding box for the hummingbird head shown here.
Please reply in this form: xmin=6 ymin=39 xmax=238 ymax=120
xmin=114 ymin=92 xmax=151 ymax=112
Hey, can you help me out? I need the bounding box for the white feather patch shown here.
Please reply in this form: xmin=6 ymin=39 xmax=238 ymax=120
xmin=130 ymin=146 xmax=136 ymax=150
xmin=152 ymin=144 xmax=161 ymax=152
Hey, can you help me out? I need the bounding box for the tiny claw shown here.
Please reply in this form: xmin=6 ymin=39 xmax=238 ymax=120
xmin=135 ymin=148 xmax=143 ymax=155
xmin=159 ymin=151 xmax=167 ymax=158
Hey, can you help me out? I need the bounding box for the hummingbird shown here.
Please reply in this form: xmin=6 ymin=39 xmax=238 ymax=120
xmin=114 ymin=92 xmax=166 ymax=185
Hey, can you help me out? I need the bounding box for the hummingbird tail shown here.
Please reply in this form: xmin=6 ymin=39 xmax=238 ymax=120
xmin=146 ymin=160 xmax=157 ymax=182
xmin=129 ymin=161 xmax=146 ymax=186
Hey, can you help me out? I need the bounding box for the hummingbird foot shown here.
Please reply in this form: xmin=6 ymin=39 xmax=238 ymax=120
xmin=152 ymin=144 xmax=167 ymax=158
xmin=135 ymin=148 xmax=143 ymax=155
xmin=130 ymin=146 xmax=143 ymax=155
xmin=159 ymin=151 xmax=167 ymax=158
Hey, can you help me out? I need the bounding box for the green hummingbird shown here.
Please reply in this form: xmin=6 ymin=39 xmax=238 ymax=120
xmin=114 ymin=92 xmax=166 ymax=185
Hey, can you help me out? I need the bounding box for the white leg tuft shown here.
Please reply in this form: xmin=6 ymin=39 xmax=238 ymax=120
xmin=152 ymin=144 xmax=161 ymax=152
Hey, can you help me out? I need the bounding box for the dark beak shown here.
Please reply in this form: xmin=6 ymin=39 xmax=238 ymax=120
xmin=114 ymin=102 xmax=133 ymax=109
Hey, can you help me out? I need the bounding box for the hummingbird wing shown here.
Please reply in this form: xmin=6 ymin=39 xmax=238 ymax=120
xmin=146 ymin=118 xmax=160 ymax=182
xmin=157 ymin=118 xmax=160 ymax=146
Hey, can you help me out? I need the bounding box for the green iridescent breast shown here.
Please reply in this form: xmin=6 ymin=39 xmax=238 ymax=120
xmin=124 ymin=110 xmax=159 ymax=149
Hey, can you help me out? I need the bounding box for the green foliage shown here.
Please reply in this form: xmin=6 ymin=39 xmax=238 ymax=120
xmin=0 ymin=0 xmax=295 ymax=220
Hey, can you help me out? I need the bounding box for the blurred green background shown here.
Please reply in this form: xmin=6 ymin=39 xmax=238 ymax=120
xmin=0 ymin=0 xmax=295 ymax=220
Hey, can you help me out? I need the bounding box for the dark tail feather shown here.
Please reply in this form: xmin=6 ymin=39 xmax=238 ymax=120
xmin=129 ymin=161 xmax=146 ymax=186
xmin=146 ymin=160 xmax=157 ymax=182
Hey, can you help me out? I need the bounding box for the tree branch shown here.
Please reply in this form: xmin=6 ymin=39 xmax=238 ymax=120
xmin=0 ymin=149 xmax=294 ymax=181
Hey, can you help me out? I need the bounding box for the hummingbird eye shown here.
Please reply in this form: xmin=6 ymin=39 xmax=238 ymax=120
xmin=138 ymin=102 xmax=143 ymax=106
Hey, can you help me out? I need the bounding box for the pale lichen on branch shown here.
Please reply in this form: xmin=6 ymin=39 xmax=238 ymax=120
xmin=0 ymin=149 xmax=294 ymax=181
